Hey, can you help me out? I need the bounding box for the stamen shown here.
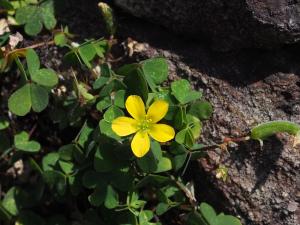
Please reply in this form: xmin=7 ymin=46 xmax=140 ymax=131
xmin=138 ymin=116 xmax=153 ymax=131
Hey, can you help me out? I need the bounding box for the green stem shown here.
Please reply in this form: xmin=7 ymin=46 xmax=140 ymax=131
xmin=15 ymin=56 xmax=28 ymax=81
xmin=0 ymin=147 xmax=13 ymax=160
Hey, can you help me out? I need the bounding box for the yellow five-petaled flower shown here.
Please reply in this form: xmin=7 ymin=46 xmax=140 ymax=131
xmin=112 ymin=95 xmax=175 ymax=158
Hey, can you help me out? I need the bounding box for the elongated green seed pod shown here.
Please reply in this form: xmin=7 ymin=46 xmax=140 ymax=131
xmin=250 ymin=120 xmax=300 ymax=140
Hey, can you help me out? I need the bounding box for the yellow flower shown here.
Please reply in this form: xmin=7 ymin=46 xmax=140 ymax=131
xmin=112 ymin=95 xmax=175 ymax=157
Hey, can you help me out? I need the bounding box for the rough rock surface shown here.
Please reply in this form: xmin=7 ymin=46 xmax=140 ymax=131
xmin=114 ymin=0 xmax=300 ymax=50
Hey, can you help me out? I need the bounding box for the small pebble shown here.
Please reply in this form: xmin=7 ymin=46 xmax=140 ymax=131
xmin=287 ymin=201 xmax=298 ymax=212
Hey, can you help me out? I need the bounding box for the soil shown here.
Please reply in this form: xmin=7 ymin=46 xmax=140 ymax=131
xmin=5 ymin=0 xmax=300 ymax=224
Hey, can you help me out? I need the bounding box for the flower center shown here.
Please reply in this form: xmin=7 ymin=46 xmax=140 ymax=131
xmin=137 ymin=116 xmax=153 ymax=131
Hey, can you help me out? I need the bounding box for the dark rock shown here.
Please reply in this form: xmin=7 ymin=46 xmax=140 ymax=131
xmin=114 ymin=0 xmax=300 ymax=50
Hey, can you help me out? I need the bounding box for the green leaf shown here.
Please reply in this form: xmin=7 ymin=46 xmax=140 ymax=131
xmin=30 ymin=84 xmax=49 ymax=112
xmin=141 ymin=58 xmax=168 ymax=84
xmin=189 ymin=101 xmax=213 ymax=120
xmin=25 ymin=17 xmax=43 ymax=36
xmin=88 ymin=185 xmax=107 ymax=207
xmin=40 ymin=0 xmax=56 ymax=30
xmin=137 ymin=141 xmax=162 ymax=173
xmin=15 ymin=6 xmax=37 ymax=24
xmin=155 ymin=156 xmax=173 ymax=173
xmin=0 ymin=117 xmax=9 ymax=130
xmin=172 ymin=153 xmax=188 ymax=171
xmin=128 ymin=192 xmax=146 ymax=210
xmin=186 ymin=212 xmax=207 ymax=225
xmin=14 ymin=131 xmax=41 ymax=152
xmin=99 ymin=119 xmax=120 ymax=140
xmin=15 ymin=1 xmax=56 ymax=36
xmin=0 ymin=0 xmax=13 ymax=10
xmin=116 ymin=63 xmax=139 ymax=76
xmin=175 ymin=128 xmax=195 ymax=149
xmin=43 ymin=170 xmax=66 ymax=195
xmin=31 ymin=68 xmax=58 ymax=87
xmin=103 ymin=105 xmax=124 ymax=123
xmin=42 ymin=152 xmax=59 ymax=171
xmin=99 ymin=79 xmax=124 ymax=97
xmin=114 ymin=90 xmax=126 ymax=108
xmin=94 ymin=145 xmax=116 ymax=172
xmin=104 ymin=185 xmax=119 ymax=209
xmin=93 ymin=76 xmax=110 ymax=89
xmin=171 ymin=79 xmax=202 ymax=104
xmin=96 ymin=97 xmax=112 ymax=111
xmin=77 ymin=121 xmax=94 ymax=148
xmin=110 ymin=169 xmax=134 ymax=192
xmin=216 ymin=214 xmax=242 ymax=225
xmin=139 ymin=210 xmax=154 ymax=223
xmin=59 ymin=160 xmax=74 ymax=175
xmin=2 ymin=187 xmax=19 ymax=216
xmin=187 ymin=114 xmax=202 ymax=139
xmin=174 ymin=107 xmax=187 ymax=130
xmin=124 ymin=68 xmax=149 ymax=102
xmin=26 ymin=48 xmax=40 ymax=76
xmin=199 ymin=202 xmax=217 ymax=225
xmin=58 ymin=144 xmax=75 ymax=161
xmin=156 ymin=202 xmax=169 ymax=216
xmin=54 ymin=33 xmax=67 ymax=47
xmin=8 ymin=84 xmax=49 ymax=116
xmin=8 ymin=84 xmax=31 ymax=116
xmin=82 ymin=170 xmax=106 ymax=189
xmin=17 ymin=211 xmax=45 ymax=225
xmin=79 ymin=43 xmax=97 ymax=68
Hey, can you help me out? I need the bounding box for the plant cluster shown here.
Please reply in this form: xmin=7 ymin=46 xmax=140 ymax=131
xmin=0 ymin=1 xmax=299 ymax=225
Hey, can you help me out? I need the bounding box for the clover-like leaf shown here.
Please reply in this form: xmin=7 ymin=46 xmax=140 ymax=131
xmin=0 ymin=117 xmax=9 ymax=130
xmin=189 ymin=100 xmax=213 ymax=120
xmin=141 ymin=58 xmax=168 ymax=85
xmin=30 ymin=83 xmax=49 ymax=112
xmin=31 ymin=68 xmax=58 ymax=87
xmin=40 ymin=0 xmax=56 ymax=30
xmin=8 ymin=83 xmax=50 ymax=116
xmin=15 ymin=0 xmax=56 ymax=36
xmin=26 ymin=48 xmax=40 ymax=75
xmin=171 ymin=79 xmax=202 ymax=104
xmin=104 ymin=185 xmax=119 ymax=209
xmin=103 ymin=105 xmax=124 ymax=123
xmin=14 ymin=131 xmax=41 ymax=152
xmin=8 ymin=84 xmax=32 ymax=116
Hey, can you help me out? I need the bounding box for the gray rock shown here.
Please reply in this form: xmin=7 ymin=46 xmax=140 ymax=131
xmin=114 ymin=0 xmax=300 ymax=50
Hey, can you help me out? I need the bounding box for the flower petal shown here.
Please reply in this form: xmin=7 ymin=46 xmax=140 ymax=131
xmin=125 ymin=95 xmax=146 ymax=120
xmin=112 ymin=116 xmax=138 ymax=136
xmin=149 ymin=124 xmax=175 ymax=142
xmin=147 ymin=100 xmax=169 ymax=123
xmin=131 ymin=131 xmax=150 ymax=157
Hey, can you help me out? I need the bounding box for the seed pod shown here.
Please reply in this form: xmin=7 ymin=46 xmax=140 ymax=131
xmin=250 ymin=120 xmax=300 ymax=141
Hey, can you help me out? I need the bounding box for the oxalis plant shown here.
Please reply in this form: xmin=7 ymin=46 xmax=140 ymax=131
xmin=0 ymin=2 xmax=300 ymax=225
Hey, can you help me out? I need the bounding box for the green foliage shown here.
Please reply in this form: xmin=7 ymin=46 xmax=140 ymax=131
xmin=8 ymin=49 xmax=58 ymax=116
xmin=186 ymin=202 xmax=242 ymax=225
xmin=64 ymin=39 xmax=107 ymax=69
xmin=0 ymin=3 xmax=252 ymax=225
xmin=171 ymin=79 xmax=202 ymax=104
xmin=15 ymin=0 xmax=56 ymax=36
xmin=14 ymin=131 xmax=41 ymax=152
